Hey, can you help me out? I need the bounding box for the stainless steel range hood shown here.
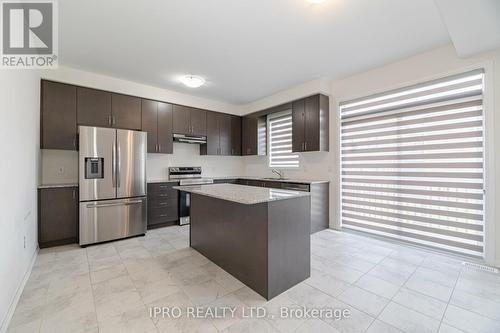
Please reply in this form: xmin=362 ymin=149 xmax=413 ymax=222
xmin=173 ymin=134 xmax=207 ymax=144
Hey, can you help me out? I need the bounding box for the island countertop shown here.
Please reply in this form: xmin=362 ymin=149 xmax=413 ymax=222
xmin=174 ymin=183 xmax=310 ymax=205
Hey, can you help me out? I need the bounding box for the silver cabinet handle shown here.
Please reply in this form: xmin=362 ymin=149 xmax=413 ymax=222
xmin=116 ymin=144 xmax=121 ymax=188
xmin=305 ymin=142 xmax=307 ymax=150
xmin=112 ymin=115 xmax=116 ymax=126
xmin=108 ymin=115 xmax=112 ymax=126
xmin=158 ymin=143 xmax=161 ymax=152
xmin=86 ymin=200 xmax=143 ymax=208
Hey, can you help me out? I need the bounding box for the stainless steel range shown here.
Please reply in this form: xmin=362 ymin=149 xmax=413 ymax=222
xmin=169 ymin=167 xmax=213 ymax=225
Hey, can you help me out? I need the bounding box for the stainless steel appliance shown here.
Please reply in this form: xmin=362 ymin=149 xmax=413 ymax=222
xmin=173 ymin=133 xmax=207 ymax=144
xmin=169 ymin=167 xmax=213 ymax=225
xmin=79 ymin=126 xmax=147 ymax=246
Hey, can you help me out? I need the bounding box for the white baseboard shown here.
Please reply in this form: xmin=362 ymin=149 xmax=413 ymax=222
xmin=0 ymin=248 xmax=38 ymax=333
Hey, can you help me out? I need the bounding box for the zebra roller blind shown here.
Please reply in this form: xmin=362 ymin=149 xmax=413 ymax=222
xmin=268 ymin=111 xmax=299 ymax=168
xmin=340 ymin=69 xmax=485 ymax=257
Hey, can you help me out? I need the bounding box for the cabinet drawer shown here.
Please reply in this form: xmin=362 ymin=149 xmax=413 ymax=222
xmin=148 ymin=182 xmax=178 ymax=193
xmin=149 ymin=207 xmax=178 ymax=224
xmin=148 ymin=197 xmax=177 ymax=209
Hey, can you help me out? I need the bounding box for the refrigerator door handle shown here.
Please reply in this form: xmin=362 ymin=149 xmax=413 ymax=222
xmin=86 ymin=200 xmax=143 ymax=209
xmin=117 ymin=144 xmax=121 ymax=188
xmin=112 ymin=141 xmax=117 ymax=188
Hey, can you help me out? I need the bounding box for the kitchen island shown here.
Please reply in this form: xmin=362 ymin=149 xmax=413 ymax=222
xmin=174 ymin=184 xmax=311 ymax=300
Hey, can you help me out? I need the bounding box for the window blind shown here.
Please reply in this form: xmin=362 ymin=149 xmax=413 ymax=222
xmin=268 ymin=111 xmax=299 ymax=168
xmin=339 ymin=69 xmax=485 ymax=257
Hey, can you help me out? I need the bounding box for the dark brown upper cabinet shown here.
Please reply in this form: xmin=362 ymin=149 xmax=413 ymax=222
xmin=41 ymin=80 xmax=77 ymax=150
xmin=292 ymin=99 xmax=305 ymax=153
xmin=190 ymin=108 xmax=207 ymax=136
xmin=172 ymin=105 xmax=190 ymax=134
xmin=111 ymin=93 xmax=142 ymax=130
xmin=141 ymin=99 xmax=173 ymax=154
xmin=292 ymin=94 xmax=329 ymax=152
xmin=219 ymin=114 xmax=231 ymax=155
xmin=157 ymin=102 xmax=173 ymax=153
xmin=77 ymin=87 xmax=112 ymax=127
xmin=77 ymin=88 xmax=141 ymax=130
xmin=201 ymin=112 xmax=232 ymax=156
xmin=38 ymin=186 xmax=78 ymax=248
xmin=141 ymin=99 xmax=158 ymax=153
xmin=242 ymin=117 xmax=266 ymax=156
xmin=172 ymin=105 xmax=207 ymax=136
xmin=230 ymin=116 xmax=242 ymax=156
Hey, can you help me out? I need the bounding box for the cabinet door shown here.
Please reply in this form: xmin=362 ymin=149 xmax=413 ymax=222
xmin=77 ymin=87 xmax=112 ymax=127
xmin=230 ymin=116 xmax=242 ymax=155
xmin=41 ymin=81 xmax=77 ymax=150
xmin=292 ymin=99 xmax=306 ymax=152
xmin=304 ymin=95 xmax=320 ymax=151
xmin=205 ymin=112 xmax=220 ymax=155
xmin=219 ymin=114 xmax=232 ymax=155
xmin=112 ymin=94 xmax=141 ymax=130
xmin=157 ymin=102 xmax=173 ymax=154
xmin=242 ymin=117 xmax=257 ymax=155
xmin=141 ymin=99 xmax=158 ymax=153
xmin=190 ymin=108 xmax=207 ymax=136
xmin=38 ymin=187 xmax=78 ymax=247
xmin=172 ymin=105 xmax=191 ymax=134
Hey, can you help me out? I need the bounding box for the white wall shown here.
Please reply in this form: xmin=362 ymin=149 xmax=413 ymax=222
xmin=0 ymin=70 xmax=40 ymax=331
xmin=40 ymin=66 xmax=245 ymax=185
xmin=240 ymin=44 xmax=500 ymax=267
xmin=42 ymin=66 xmax=244 ymax=115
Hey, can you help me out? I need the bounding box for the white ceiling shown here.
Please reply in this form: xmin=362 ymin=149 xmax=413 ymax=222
xmin=59 ymin=0 xmax=451 ymax=104
xmin=435 ymin=0 xmax=500 ymax=57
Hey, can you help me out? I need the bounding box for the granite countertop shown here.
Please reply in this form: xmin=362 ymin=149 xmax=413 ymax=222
xmin=212 ymin=176 xmax=329 ymax=185
xmin=38 ymin=183 xmax=79 ymax=189
xmin=174 ymin=183 xmax=310 ymax=205
xmin=147 ymin=179 xmax=180 ymax=184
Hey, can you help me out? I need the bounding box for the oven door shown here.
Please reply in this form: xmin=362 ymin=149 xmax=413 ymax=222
xmin=179 ymin=191 xmax=190 ymax=225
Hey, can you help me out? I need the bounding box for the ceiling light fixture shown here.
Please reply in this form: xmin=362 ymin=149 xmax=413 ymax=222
xmin=180 ymin=75 xmax=205 ymax=88
xmin=306 ymin=0 xmax=326 ymax=4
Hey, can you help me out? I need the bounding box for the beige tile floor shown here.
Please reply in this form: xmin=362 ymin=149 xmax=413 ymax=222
xmin=7 ymin=225 xmax=500 ymax=333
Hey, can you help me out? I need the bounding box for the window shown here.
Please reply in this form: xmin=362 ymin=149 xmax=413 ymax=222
xmin=268 ymin=110 xmax=299 ymax=168
xmin=339 ymin=69 xmax=485 ymax=257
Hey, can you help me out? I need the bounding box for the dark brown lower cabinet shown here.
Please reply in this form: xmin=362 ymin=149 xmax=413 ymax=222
xmin=38 ymin=187 xmax=78 ymax=248
xmin=147 ymin=182 xmax=179 ymax=228
xmin=226 ymin=178 xmax=329 ymax=234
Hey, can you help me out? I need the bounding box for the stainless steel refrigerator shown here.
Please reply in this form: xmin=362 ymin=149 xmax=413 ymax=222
xmin=79 ymin=126 xmax=147 ymax=246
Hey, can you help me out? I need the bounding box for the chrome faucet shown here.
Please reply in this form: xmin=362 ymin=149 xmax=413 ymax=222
xmin=272 ymin=169 xmax=285 ymax=180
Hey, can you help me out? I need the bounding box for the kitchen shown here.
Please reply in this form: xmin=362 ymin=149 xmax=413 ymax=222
xmin=2 ymin=1 xmax=500 ymax=333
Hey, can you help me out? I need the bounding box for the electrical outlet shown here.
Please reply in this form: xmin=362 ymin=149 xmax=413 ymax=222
xmin=57 ymin=166 xmax=65 ymax=175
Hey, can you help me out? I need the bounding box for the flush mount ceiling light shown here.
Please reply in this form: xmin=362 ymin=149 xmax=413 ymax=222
xmin=306 ymin=0 xmax=326 ymax=3
xmin=180 ymin=75 xmax=205 ymax=88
